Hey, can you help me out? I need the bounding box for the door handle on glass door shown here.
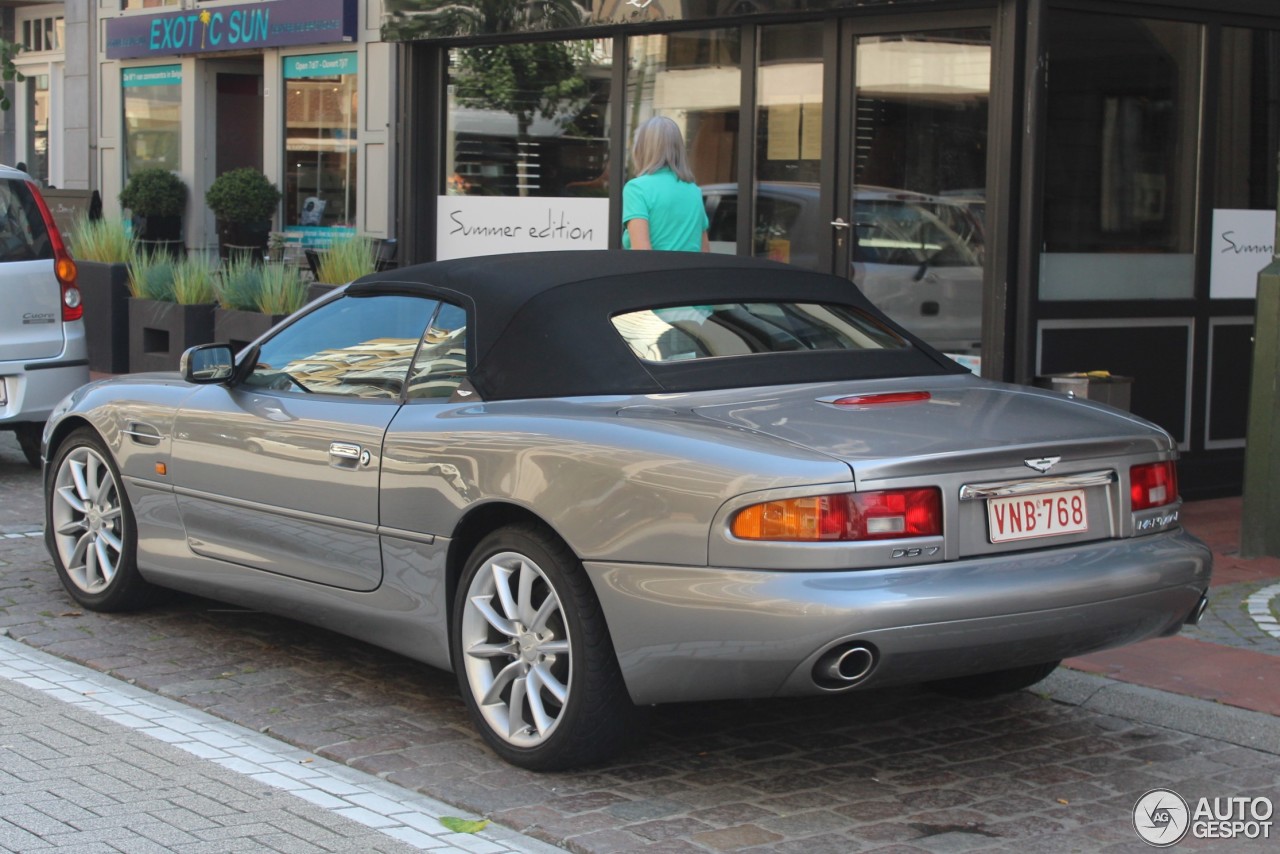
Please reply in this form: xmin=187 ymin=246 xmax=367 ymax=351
xmin=831 ymin=218 xmax=850 ymax=248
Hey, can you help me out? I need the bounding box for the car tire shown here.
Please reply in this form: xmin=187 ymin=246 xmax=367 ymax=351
xmin=45 ymin=427 xmax=160 ymax=611
xmin=927 ymin=660 xmax=1062 ymax=699
xmin=15 ymin=422 xmax=42 ymax=468
xmin=451 ymin=523 xmax=645 ymax=771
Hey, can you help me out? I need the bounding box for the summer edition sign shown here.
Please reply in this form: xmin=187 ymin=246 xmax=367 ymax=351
xmin=106 ymin=0 xmax=357 ymax=60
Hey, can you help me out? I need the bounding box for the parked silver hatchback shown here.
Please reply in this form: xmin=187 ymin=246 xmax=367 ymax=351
xmin=0 ymin=164 xmax=88 ymax=466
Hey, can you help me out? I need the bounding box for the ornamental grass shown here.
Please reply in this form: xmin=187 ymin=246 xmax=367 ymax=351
xmin=126 ymin=248 xmax=176 ymax=301
xmin=315 ymin=235 xmax=376 ymax=284
xmin=68 ymin=215 xmax=133 ymax=264
xmin=170 ymin=254 xmax=217 ymax=305
xmin=257 ymin=262 xmax=307 ymax=315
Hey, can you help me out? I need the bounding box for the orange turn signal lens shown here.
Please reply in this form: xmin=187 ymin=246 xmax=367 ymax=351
xmin=731 ymin=488 xmax=942 ymax=542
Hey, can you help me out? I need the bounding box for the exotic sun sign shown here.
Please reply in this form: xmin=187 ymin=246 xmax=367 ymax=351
xmin=105 ymin=0 xmax=357 ymax=60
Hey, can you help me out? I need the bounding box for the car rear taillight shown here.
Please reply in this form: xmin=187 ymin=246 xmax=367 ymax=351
xmin=27 ymin=180 xmax=81 ymax=322
xmin=1131 ymin=461 xmax=1178 ymax=511
xmin=731 ymin=488 xmax=942 ymax=541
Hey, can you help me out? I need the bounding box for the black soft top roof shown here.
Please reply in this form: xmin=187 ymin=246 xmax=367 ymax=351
xmin=348 ymin=250 xmax=966 ymax=401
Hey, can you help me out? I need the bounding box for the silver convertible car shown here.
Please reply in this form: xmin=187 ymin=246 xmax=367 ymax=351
xmin=41 ymin=251 xmax=1211 ymax=770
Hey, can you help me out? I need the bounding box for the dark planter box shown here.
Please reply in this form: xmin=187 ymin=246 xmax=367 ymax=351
xmin=306 ymin=282 xmax=337 ymax=304
xmin=78 ymin=260 xmax=131 ymax=374
xmin=218 ymin=221 xmax=270 ymax=260
xmin=133 ymin=214 xmax=183 ymax=241
xmin=128 ymin=299 xmax=215 ymax=373
xmin=214 ymin=308 xmax=286 ymax=353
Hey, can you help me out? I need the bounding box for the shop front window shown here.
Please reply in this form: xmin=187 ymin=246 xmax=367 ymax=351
xmin=626 ymin=30 xmax=741 ymax=189
xmin=122 ymin=65 xmax=182 ymax=176
xmin=751 ymin=24 xmax=824 ymax=269
xmin=24 ymin=75 xmax=50 ymax=186
xmin=438 ymin=39 xmax=613 ymax=259
xmin=1040 ymin=13 xmax=1202 ymax=300
xmin=284 ymin=53 xmax=358 ymax=247
xmin=1211 ymin=26 xmax=1280 ymax=301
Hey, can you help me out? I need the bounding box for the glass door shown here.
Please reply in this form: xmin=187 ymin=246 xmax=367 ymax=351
xmin=840 ymin=26 xmax=992 ymax=364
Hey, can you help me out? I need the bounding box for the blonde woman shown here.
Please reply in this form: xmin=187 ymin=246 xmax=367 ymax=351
xmin=622 ymin=116 xmax=710 ymax=252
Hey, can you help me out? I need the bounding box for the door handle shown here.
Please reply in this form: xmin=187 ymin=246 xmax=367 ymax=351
xmin=329 ymin=442 xmax=371 ymax=468
xmin=831 ymin=218 xmax=850 ymax=248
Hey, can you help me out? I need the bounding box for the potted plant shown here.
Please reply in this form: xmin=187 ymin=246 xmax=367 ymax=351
xmin=308 ymin=234 xmax=377 ymax=302
xmin=205 ymin=168 xmax=282 ymax=261
xmin=68 ymin=215 xmax=134 ymax=373
xmin=214 ymin=256 xmax=306 ymax=352
xmin=127 ymin=251 xmax=217 ymax=373
xmin=118 ymin=168 xmax=187 ymax=253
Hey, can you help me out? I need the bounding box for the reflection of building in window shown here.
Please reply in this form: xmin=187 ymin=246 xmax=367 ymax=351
xmin=281 ymin=338 xmax=418 ymax=398
xmin=285 ymin=56 xmax=358 ymax=230
xmin=627 ymin=31 xmax=741 ymax=188
xmin=274 ymin=325 xmax=469 ymax=400
xmin=24 ymin=75 xmax=50 ymax=186
xmin=123 ymin=67 xmax=182 ymax=175
xmin=445 ymin=41 xmax=612 ymax=198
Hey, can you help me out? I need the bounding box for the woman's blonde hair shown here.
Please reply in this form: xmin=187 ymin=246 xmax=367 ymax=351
xmin=631 ymin=116 xmax=696 ymax=183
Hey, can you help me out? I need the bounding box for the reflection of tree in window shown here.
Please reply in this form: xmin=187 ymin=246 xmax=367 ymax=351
xmin=417 ymin=0 xmax=606 ymax=198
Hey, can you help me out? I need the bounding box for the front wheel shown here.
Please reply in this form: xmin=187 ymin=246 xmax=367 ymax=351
xmin=927 ymin=660 xmax=1061 ymax=699
xmin=45 ymin=428 xmax=160 ymax=611
xmin=451 ymin=524 xmax=644 ymax=770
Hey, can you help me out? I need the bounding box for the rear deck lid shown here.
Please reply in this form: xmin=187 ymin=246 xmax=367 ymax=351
xmin=691 ymin=376 xmax=1172 ymax=474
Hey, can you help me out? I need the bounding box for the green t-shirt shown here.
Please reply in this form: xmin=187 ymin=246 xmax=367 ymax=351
xmin=621 ymin=167 xmax=708 ymax=252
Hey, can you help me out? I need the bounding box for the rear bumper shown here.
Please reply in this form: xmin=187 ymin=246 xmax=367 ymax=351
xmin=585 ymin=528 xmax=1212 ymax=705
xmin=0 ymin=358 xmax=90 ymax=425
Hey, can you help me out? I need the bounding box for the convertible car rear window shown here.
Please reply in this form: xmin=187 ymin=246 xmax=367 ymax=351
xmin=611 ymin=302 xmax=908 ymax=363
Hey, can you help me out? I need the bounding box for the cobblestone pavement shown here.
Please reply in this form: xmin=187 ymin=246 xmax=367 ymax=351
xmin=1185 ymin=580 xmax=1280 ymax=654
xmin=2 ymin=432 xmax=1279 ymax=852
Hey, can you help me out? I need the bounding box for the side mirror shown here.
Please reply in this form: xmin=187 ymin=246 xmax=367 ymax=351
xmin=181 ymin=344 xmax=235 ymax=384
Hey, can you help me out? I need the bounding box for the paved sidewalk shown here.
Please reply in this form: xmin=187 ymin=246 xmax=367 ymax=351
xmin=1066 ymin=497 xmax=1280 ymax=716
xmin=0 ymin=634 xmax=559 ymax=854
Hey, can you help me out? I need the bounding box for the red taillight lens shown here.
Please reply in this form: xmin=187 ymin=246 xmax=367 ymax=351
xmin=27 ymin=179 xmax=82 ymax=321
xmin=731 ymin=488 xmax=942 ymax=541
xmin=830 ymin=391 xmax=931 ymax=407
xmin=1131 ymin=461 xmax=1178 ymax=511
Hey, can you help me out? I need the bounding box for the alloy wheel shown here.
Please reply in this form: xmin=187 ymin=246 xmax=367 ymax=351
xmin=50 ymin=445 xmax=126 ymax=595
xmin=459 ymin=550 xmax=572 ymax=747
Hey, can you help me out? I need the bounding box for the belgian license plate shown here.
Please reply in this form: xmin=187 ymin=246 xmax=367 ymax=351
xmin=987 ymin=489 xmax=1088 ymax=543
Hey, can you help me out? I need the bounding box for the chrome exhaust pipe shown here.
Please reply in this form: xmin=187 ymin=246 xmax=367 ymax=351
xmin=814 ymin=643 xmax=877 ymax=688
xmin=1186 ymin=593 xmax=1209 ymax=625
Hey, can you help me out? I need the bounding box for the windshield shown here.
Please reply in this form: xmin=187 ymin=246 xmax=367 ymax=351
xmin=611 ymin=302 xmax=908 ymax=363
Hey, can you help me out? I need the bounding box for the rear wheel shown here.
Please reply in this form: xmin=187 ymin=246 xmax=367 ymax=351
xmin=928 ymin=660 xmax=1061 ymax=699
xmin=46 ymin=428 xmax=159 ymax=611
xmin=451 ymin=523 xmax=644 ymax=770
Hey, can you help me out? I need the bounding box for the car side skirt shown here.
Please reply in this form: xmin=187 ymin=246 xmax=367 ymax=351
xmin=129 ymin=483 xmax=455 ymax=672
